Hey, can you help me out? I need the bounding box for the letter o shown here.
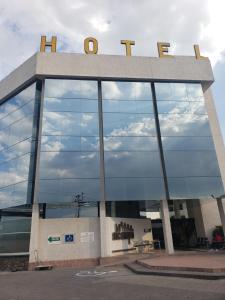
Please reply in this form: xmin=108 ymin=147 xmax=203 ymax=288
xmin=84 ymin=37 xmax=98 ymax=54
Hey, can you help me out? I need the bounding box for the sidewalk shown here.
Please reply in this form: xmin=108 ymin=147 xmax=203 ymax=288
xmin=125 ymin=250 xmax=225 ymax=279
xmin=138 ymin=251 xmax=225 ymax=273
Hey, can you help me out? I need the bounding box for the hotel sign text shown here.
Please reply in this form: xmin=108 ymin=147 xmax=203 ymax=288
xmin=40 ymin=36 xmax=206 ymax=60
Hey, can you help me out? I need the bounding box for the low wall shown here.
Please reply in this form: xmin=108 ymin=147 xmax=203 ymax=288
xmin=29 ymin=217 xmax=100 ymax=267
xmin=0 ymin=255 xmax=29 ymax=271
xmin=104 ymin=217 xmax=153 ymax=256
xmin=29 ymin=214 xmax=153 ymax=268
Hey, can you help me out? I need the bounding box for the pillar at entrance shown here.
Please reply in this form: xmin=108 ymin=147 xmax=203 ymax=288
xmin=160 ymin=199 xmax=174 ymax=254
xmin=216 ymin=198 xmax=225 ymax=237
xmin=29 ymin=203 xmax=40 ymax=264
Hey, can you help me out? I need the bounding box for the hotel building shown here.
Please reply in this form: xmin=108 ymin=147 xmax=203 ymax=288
xmin=0 ymin=49 xmax=225 ymax=269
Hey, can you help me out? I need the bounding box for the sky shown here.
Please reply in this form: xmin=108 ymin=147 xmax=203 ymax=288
xmin=0 ymin=0 xmax=225 ymax=141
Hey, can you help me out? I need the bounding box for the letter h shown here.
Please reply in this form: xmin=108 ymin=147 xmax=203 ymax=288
xmin=40 ymin=35 xmax=57 ymax=52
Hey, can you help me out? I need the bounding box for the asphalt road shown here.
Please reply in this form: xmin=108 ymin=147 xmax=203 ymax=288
xmin=0 ymin=266 xmax=225 ymax=300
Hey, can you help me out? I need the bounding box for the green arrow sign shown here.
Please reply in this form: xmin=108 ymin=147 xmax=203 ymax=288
xmin=48 ymin=236 xmax=61 ymax=244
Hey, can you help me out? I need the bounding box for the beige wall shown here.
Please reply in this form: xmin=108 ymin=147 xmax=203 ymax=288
xmin=0 ymin=53 xmax=214 ymax=102
xmin=29 ymin=213 xmax=153 ymax=263
xmin=203 ymin=86 xmax=225 ymax=188
xmin=201 ymin=85 xmax=225 ymax=241
xmin=200 ymin=198 xmax=225 ymax=242
xmin=186 ymin=198 xmax=225 ymax=242
xmin=104 ymin=217 xmax=153 ymax=256
xmin=29 ymin=217 xmax=100 ymax=263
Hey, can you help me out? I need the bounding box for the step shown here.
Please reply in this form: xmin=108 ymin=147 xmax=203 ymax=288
xmin=34 ymin=265 xmax=53 ymax=271
xmin=125 ymin=262 xmax=225 ymax=280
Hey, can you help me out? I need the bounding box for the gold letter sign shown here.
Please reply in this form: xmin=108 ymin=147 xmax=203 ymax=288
xmin=157 ymin=42 xmax=173 ymax=58
xmin=194 ymin=44 xmax=206 ymax=60
xmin=120 ymin=40 xmax=135 ymax=56
xmin=38 ymin=35 xmax=207 ymax=60
xmin=40 ymin=36 xmax=57 ymax=52
xmin=84 ymin=37 xmax=98 ymax=54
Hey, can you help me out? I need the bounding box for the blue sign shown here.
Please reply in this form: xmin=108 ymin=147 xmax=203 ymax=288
xmin=64 ymin=234 xmax=74 ymax=243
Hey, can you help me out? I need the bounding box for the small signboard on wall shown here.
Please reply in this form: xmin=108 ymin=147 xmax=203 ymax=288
xmin=64 ymin=234 xmax=75 ymax=243
xmin=80 ymin=232 xmax=94 ymax=243
xmin=48 ymin=235 xmax=61 ymax=244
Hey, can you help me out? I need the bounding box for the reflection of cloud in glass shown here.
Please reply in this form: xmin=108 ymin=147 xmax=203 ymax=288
xmin=155 ymin=82 xmax=203 ymax=101
xmin=159 ymin=114 xmax=209 ymax=136
xmin=38 ymin=79 xmax=100 ymax=204
xmin=104 ymin=114 xmax=156 ymax=137
xmin=157 ymin=101 xmax=206 ymax=115
xmin=156 ymin=82 xmax=224 ymax=199
xmin=45 ymin=79 xmax=98 ymax=99
xmin=102 ymin=82 xmax=151 ymax=100
xmin=104 ymin=137 xmax=158 ymax=151
xmin=102 ymin=82 xmax=121 ymax=100
xmin=102 ymin=81 xmax=164 ymax=201
xmin=0 ymin=181 xmax=28 ymax=209
xmin=42 ymin=112 xmax=99 ymax=136
xmin=0 ymin=85 xmax=35 ymax=120
xmin=39 ymin=151 xmax=99 ymax=179
xmin=0 ymin=83 xmax=35 ymax=209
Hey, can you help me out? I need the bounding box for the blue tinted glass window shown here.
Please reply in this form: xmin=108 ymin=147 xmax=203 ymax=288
xmin=162 ymin=137 xmax=215 ymax=151
xmin=102 ymin=82 xmax=152 ymax=100
xmin=0 ymin=83 xmax=36 ymax=209
xmin=157 ymin=101 xmax=206 ymax=115
xmin=42 ymin=112 xmax=99 ymax=136
xmin=105 ymin=178 xmax=165 ymax=201
xmin=44 ymin=98 xmax=98 ymax=113
xmin=159 ymin=114 xmax=211 ymax=137
xmin=38 ymin=179 xmax=100 ymax=203
xmin=103 ymin=113 xmax=156 ymax=137
xmin=38 ymin=79 xmax=100 ymax=203
xmin=102 ymin=81 xmax=165 ymax=201
xmin=0 ymin=205 xmax=32 ymax=254
xmin=45 ymin=203 xmax=98 ymax=218
xmin=155 ymin=82 xmax=224 ymax=199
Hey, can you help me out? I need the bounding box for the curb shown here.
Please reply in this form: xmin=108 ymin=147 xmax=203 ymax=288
xmin=125 ymin=262 xmax=225 ymax=280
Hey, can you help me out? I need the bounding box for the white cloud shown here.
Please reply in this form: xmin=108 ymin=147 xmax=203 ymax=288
xmin=0 ymin=0 xmax=220 ymax=80
xmin=89 ymin=17 xmax=110 ymax=33
xmin=0 ymin=0 xmax=225 ymax=139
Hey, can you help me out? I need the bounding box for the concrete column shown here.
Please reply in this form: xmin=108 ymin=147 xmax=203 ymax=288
xmin=186 ymin=199 xmax=206 ymax=238
xmin=160 ymin=199 xmax=174 ymax=254
xmin=174 ymin=201 xmax=181 ymax=219
xmin=203 ymin=86 xmax=225 ymax=190
xmin=217 ymin=198 xmax=225 ymax=236
xmin=99 ymin=201 xmax=110 ymax=257
xmin=29 ymin=203 xmax=40 ymax=264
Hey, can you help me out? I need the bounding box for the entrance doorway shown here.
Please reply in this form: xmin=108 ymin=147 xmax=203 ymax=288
xmin=152 ymin=218 xmax=197 ymax=249
xmin=151 ymin=200 xmax=198 ymax=249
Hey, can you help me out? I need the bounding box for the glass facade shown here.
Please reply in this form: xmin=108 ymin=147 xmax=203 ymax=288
xmin=0 ymin=79 xmax=224 ymax=211
xmin=0 ymin=205 xmax=31 ymax=253
xmin=0 ymin=83 xmax=36 ymax=209
xmin=102 ymin=81 xmax=165 ymax=201
xmin=155 ymin=83 xmax=224 ymax=199
xmin=38 ymin=79 xmax=100 ymax=203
